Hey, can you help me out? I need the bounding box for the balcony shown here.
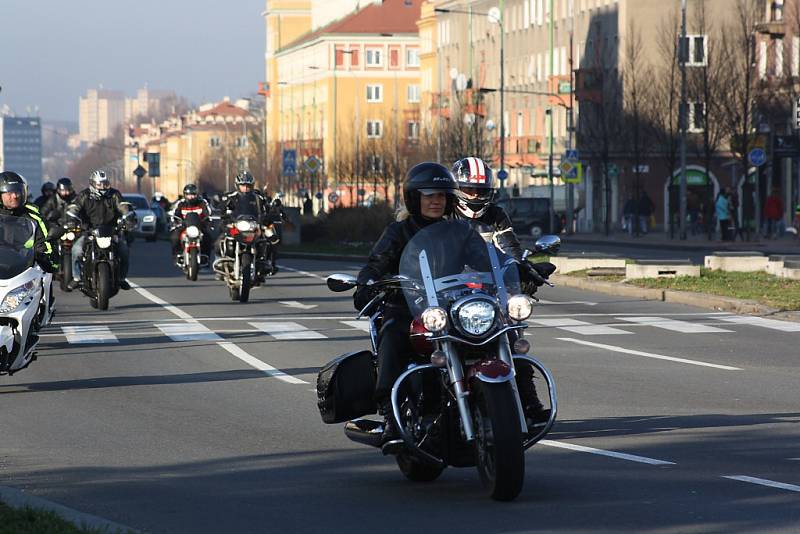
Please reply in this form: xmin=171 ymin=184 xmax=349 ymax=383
xmin=755 ymin=20 xmax=786 ymax=36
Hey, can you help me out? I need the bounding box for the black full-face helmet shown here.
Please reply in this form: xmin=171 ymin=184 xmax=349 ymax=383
xmin=235 ymin=171 xmax=255 ymax=188
xmin=0 ymin=171 xmax=28 ymax=205
xmin=183 ymin=183 xmax=199 ymax=198
xmin=89 ymin=170 xmax=111 ymax=197
xmin=402 ymin=162 xmax=458 ymax=218
xmin=41 ymin=181 xmax=56 ymax=195
xmin=56 ymin=177 xmax=74 ymax=198
xmin=452 ymin=157 xmax=496 ymax=219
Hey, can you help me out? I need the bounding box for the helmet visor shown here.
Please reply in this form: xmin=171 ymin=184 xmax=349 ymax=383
xmin=0 ymin=182 xmax=25 ymax=195
xmin=418 ymin=188 xmax=451 ymax=196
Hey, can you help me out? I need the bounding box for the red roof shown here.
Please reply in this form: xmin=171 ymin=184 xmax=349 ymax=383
xmin=281 ymin=0 xmax=422 ymax=51
xmin=198 ymin=101 xmax=249 ymax=118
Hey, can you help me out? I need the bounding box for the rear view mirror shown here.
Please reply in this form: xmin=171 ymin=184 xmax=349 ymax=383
xmin=534 ymin=235 xmax=561 ymax=256
xmin=327 ymin=273 xmax=358 ymax=292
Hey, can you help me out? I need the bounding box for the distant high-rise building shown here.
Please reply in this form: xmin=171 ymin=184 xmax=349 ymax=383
xmin=125 ymin=88 xmax=177 ymax=122
xmin=78 ymin=89 xmax=125 ymax=144
xmin=0 ymin=116 xmax=43 ymax=193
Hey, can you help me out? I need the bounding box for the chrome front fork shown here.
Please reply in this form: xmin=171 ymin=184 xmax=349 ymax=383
xmin=499 ymin=332 xmax=529 ymax=434
xmin=442 ymin=340 xmax=476 ymax=442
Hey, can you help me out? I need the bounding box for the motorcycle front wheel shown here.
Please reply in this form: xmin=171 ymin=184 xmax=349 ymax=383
xmin=187 ymin=249 xmax=199 ymax=281
xmin=239 ymin=252 xmax=252 ymax=303
xmin=472 ymin=380 xmax=525 ymax=501
xmin=60 ymin=259 xmax=72 ymax=292
xmin=95 ymin=263 xmax=111 ymax=311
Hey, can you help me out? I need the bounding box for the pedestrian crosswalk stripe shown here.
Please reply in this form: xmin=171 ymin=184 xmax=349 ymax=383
xmin=249 ymin=321 xmax=327 ymax=340
xmin=61 ymin=325 xmax=118 ymax=344
xmin=340 ymin=320 xmax=371 ymax=333
xmin=617 ymin=316 xmax=733 ymax=334
xmin=717 ymin=316 xmax=800 ymax=332
xmin=155 ymin=323 xmax=222 ymax=342
xmin=529 ymin=318 xmax=633 ymax=335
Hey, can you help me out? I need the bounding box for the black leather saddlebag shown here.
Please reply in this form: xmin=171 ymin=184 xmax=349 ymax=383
xmin=317 ymin=350 xmax=377 ymax=424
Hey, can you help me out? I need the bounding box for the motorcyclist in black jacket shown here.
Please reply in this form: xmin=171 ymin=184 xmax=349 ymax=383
xmin=169 ymin=183 xmax=212 ymax=260
xmin=0 ymin=171 xmax=58 ymax=273
xmin=451 ymin=156 xmax=554 ymax=427
xmin=66 ymin=170 xmax=134 ymax=291
xmin=354 ymin=162 xmax=460 ymax=443
xmin=217 ymin=171 xmax=271 ymax=282
xmin=33 ymin=181 xmax=56 ymax=209
xmin=263 ymin=197 xmax=289 ymax=275
xmin=41 ymin=177 xmax=77 ymax=235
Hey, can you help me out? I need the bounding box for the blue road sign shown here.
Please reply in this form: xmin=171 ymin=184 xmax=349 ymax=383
xmin=497 ymin=169 xmax=509 ymax=181
xmin=565 ymin=149 xmax=579 ymax=162
xmin=315 ymin=191 xmax=323 ymax=200
xmin=748 ymin=148 xmax=766 ymax=167
xmin=282 ymin=149 xmax=297 ymax=176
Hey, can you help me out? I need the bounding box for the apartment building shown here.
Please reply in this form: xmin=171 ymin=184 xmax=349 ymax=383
xmin=0 ymin=116 xmax=43 ymax=193
xmin=79 ymin=89 xmax=125 ymax=145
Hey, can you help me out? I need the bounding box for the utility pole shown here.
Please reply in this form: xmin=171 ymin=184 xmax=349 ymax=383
xmin=567 ymin=0 xmax=575 ymax=234
xmin=548 ymin=0 xmax=556 ymax=234
xmin=499 ymin=0 xmax=506 ymax=188
xmin=679 ymin=0 xmax=688 ymax=239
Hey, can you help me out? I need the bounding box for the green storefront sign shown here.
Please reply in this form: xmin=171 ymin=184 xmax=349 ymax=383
xmin=671 ymin=169 xmax=709 ymax=186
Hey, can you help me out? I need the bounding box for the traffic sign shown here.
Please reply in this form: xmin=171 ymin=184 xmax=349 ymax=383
xmin=133 ymin=165 xmax=146 ymax=179
xmin=559 ymin=161 xmax=574 ymax=176
xmin=315 ymin=191 xmax=323 ymax=200
xmin=328 ymin=192 xmax=339 ymax=203
xmin=565 ymin=149 xmax=579 ymax=162
xmin=558 ymin=82 xmax=572 ymax=94
xmin=282 ymin=149 xmax=297 ymax=176
xmin=562 ymin=162 xmax=582 ymax=184
xmin=775 ymin=135 xmax=800 ymax=157
xmin=305 ymin=155 xmax=321 ymax=174
xmin=497 ymin=169 xmax=509 ymax=182
xmin=748 ymin=148 xmax=767 ymax=167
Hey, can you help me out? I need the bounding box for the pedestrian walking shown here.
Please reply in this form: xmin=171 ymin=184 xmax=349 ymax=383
xmin=730 ymin=191 xmax=743 ymax=241
xmin=764 ymin=191 xmax=783 ymax=239
xmin=623 ymin=195 xmax=636 ymax=236
xmin=741 ymin=184 xmax=755 ymax=242
xmin=303 ymin=193 xmax=313 ymax=217
xmin=715 ymin=188 xmax=731 ymax=241
xmin=638 ymin=192 xmax=654 ymax=235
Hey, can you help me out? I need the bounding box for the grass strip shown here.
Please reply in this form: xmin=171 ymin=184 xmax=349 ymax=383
xmin=0 ymin=500 xmax=125 ymax=534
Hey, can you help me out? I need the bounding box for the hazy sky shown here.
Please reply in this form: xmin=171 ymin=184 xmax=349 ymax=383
xmin=0 ymin=0 xmax=264 ymax=123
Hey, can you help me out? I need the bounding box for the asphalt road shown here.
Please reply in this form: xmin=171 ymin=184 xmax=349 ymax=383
xmin=1 ymin=240 xmax=798 ymax=533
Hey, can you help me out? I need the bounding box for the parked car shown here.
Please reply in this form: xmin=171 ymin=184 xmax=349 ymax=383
xmin=122 ymin=194 xmax=159 ymax=242
xmin=496 ymin=197 xmax=559 ymax=238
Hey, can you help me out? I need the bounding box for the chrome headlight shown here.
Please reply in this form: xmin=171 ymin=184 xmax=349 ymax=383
xmin=0 ymin=281 xmax=37 ymax=313
xmin=507 ymin=294 xmax=534 ymax=321
xmin=263 ymin=227 xmax=275 ymax=238
xmin=421 ymin=306 xmax=448 ymax=333
xmin=236 ymin=220 xmax=256 ymax=232
xmin=185 ymin=225 xmax=201 ymax=239
xmin=96 ymin=236 xmax=113 ymax=249
xmin=142 ymin=215 xmax=156 ymax=223
xmin=62 ymin=231 xmax=76 ymax=241
xmin=456 ymin=300 xmax=496 ymax=336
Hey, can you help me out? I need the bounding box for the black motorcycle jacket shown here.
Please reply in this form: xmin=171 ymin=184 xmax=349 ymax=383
xmin=170 ymin=198 xmax=211 ymax=222
xmin=70 ymin=188 xmax=130 ymax=229
xmin=0 ymin=203 xmax=57 ymax=272
xmin=41 ymin=193 xmax=76 ymax=228
xmin=354 ymin=214 xmax=441 ymax=311
xmin=221 ymin=190 xmax=267 ymax=223
xmin=454 ymin=203 xmax=524 ymax=261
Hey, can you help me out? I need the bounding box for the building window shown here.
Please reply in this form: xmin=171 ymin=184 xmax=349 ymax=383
xmin=366 ymin=84 xmax=383 ymax=102
xmin=775 ymin=37 xmax=784 ymax=77
xmin=516 ymin=111 xmax=524 ymax=137
xmin=407 ymin=84 xmax=421 ymax=103
xmin=759 ymin=39 xmax=768 ymax=79
xmin=681 ymin=35 xmax=707 ymax=66
xmin=772 ymin=0 xmax=784 ymax=22
xmin=368 ymin=154 xmax=383 ymax=173
xmin=688 ymin=101 xmax=705 ymax=132
xmin=235 ymin=135 xmax=247 ymax=147
xmin=209 ymin=137 xmax=221 ymax=147
xmin=390 ymin=49 xmax=399 ymax=67
xmin=792 ymin=36 xmax=799 ymax=77
xmin=366 ymin=120 xmax=383 ymax=138
xmin=335 ymin=49 xmax=344 ymax=67
xmin=406 ymin=48 xmax=420 ymax=67
xmin=350 ymin=48 xmax=360 ymax=66
xmin=366 ymin=48 xmax=382 ymax=66
xmin=407 ymin=121 xmax=420 ymax=139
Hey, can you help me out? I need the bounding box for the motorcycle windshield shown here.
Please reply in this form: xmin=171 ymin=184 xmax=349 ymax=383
xmin=0 ymin=215 xmax=36 ymax=279
xmin=398 ymin=219 xmax=520 ymax=317
xmin=232 ymin=192 xmax=260 ymax=219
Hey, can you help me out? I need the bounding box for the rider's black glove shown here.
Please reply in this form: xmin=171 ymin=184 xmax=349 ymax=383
xmin=353 ymin=282 xmax=378 ymax=311
xmin=519 ymin=261 xmax=556 ymax=296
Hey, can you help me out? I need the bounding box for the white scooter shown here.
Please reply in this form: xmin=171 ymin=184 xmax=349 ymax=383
xmin=0 ymin=214 xmax=47 ymax=375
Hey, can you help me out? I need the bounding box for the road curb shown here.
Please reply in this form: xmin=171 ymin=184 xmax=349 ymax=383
xmin=0 ymin=485 xmax=136 ymax=533
xmin=551 ymin=274 xmax=798 ymax=320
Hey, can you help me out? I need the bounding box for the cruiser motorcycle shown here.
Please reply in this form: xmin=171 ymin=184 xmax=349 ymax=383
xmin=172 ymin=211 xmax=209 ymax=281
xmin=0 ymin=214 xmax=48 ymax=375
xmin=318 ymin=220 xmax=558 ymax=501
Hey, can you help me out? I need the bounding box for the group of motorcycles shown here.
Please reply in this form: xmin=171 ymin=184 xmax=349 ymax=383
xmin=318 ymin=220 xmax=561 ymax=502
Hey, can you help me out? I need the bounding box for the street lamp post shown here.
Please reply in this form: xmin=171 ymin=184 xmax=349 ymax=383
xmin=333 ymin=49 xmax=355 ymax=187
xmin=435 ymin=6 xmax=505 ymax=183
xmin=679 ymin=0 xmax=688 ymax=239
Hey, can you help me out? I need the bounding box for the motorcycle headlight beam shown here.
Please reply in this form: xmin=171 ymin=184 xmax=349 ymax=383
xmin=0 ymin=281 xmax=36 ymax=314
xmin=185 ymin=225 xmax=201 ymax=239
xmin=421 ymin=306 xmax=448 ymax=333
xmin=96 ymin=236 xmax=112 ymax=249
xmin=142 ymin=215 xmax=156 ymax=223
xmin=507 ymin=294 xmax=534 ymax=321
xmin=456 ymin=300 xmax=496 ymax=336
xmin=236 ymin=220 xmax=256 ymax=232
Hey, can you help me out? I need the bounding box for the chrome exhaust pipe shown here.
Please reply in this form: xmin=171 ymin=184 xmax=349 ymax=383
xmin=344 ymin=419 xmax=384 ymax=448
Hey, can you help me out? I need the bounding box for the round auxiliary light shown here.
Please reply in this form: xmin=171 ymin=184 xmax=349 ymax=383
xmin=236 ymin=220 xmax=255 ymax=232
xmin=507 ymin=294 xmax=534 ymax=321
xmin=421 ymin=306 xmax=448 ymax=333
xmin=64 ymin=232 xmax=76 ymax=241
xmin=185 ymin=225 xmax=201 ymax=239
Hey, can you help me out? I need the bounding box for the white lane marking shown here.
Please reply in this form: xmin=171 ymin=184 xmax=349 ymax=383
xmin=279 ymin=300 xmax=318 ymax=310
xmin=618 ymin=316 xmax=733 ymax=334
xmin=556 ymin=337 xmax=743 ymax=371
xmin=722 ymin=475 xmax=800 ymax=492
xmin=130 ymin=280 xmax=310 ymax=384
xmin=250 ymin=321 xmax=327 ymax=340
xmin=341 ymin=320 xmax=371 ymax=333
xmin=530 ymin=318 xmax=633 ymax=335
xmin=130 ymin=282 xmax=193 ymax=320
xmin=537 ymin=299 xmax=598 ymax=306
xmin=217 ymin=342 xmax=307 ymax=384
xmin=540 ymin=440 xmax=675 ymax=466
xmin=156 ymin=323 xmax=222 ymax=342
xmin=61 ymin=326 xmax=118 ymax=344
xmin=278 ymin=265 xmax=326 ymax=281
xmin=717 ymin=316 xmax=800 ymax=332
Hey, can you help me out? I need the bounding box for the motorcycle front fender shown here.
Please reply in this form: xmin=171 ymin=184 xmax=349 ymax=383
xmin=470 ymin=358 xmax=515 ymax=384
xmin=0 ymin=325 xmax=13 ymax=354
